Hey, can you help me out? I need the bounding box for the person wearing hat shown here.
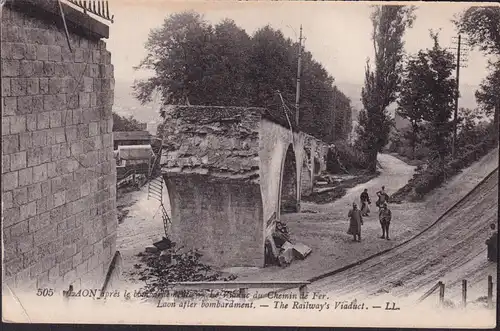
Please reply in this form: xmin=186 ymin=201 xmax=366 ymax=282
xmin=379 ymin=203 xmax=392 ymax=240
xmin=360 ymin=188 xmax=371 ymax=216
xmin=347 ymin=202 xmax=363 ymax=242
xmin=376 ymin=186 xmax=389 ymax=209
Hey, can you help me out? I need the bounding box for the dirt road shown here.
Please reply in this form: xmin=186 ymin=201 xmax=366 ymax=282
xmin=309 ymin=169 xmax=498 ymax=306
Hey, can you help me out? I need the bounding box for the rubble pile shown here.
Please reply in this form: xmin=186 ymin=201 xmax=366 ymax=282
xmin=132 ymin=239 xmax=237 ymax=298
xmin=270 ymin=221 xmax=312 ymax=267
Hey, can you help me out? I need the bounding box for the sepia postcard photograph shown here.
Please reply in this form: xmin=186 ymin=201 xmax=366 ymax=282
xmin=1 ymin=0 xmax=499 ymax=327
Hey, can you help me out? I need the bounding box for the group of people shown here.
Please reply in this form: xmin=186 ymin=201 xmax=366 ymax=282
xmin=347 ymin=186 xmax=392 ymax=242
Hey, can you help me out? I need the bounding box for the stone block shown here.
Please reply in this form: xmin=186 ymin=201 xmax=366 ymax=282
xmin=88 ymin=122 xmax=99 ymax=137
xmin=49 ymin=77 xmax=64 ymax=94
xmin=53 ymin=191 xmax=66 ymax=207
xmin=19 ymin=201 xmax=37 ymax=221
xmin=34 ymin=224 xmax=57 ymax=246
xmin=2 ymin=59 xmax=20 ymax=77
xmin=43 ymin=94 xmax=66 ymax=111
xmin=20 ymin=60 xmax=34 ymax=77
xmin=33 ymin=95 xmax=44 ymax=112
xmin=37 ymin=112 xmax=50 ymax=130
xmin=2 ymin=117 xmax=10 ymax=136
xmin=79 ymin=93 xmax=90 ymax=108
xmin=2 ymin=191 xmax=13 ymax=209
xmin=18 ymin=167 xmax=33 ymax=187
xmin=27 ymin=148 xmax=40 ymax=167
xmin=10 ymin=115 xmax=26 ymax=134
xmin=54 ymin=127 xmax=66 ymax=144
xmin=33 ymin=130 xmax=48 ymax=148
xmin=33 ymin=163 xmax=48 ymax=183
xmin=27 ymin=182 xmax=42 ymax=202
xmin=35 ymin=44 xmax=48 ymax=61
xmin=26 ymin=78 xmax=39 ymax=95
xmin=26 ymin=114 xmax=37 ymax=132
xmin=48 ymin=45 xmax=62 ymax=62
xmin=11 ymin=78 xmax=27 ymax=96
xmin=10 ymin=151 xmax=27 ymax=171
xmin=3 ymin=206 xmax=20 ymax=228
xmin=32 ymin=61 xmax=44 ymax=76
xmin=19 ymin=132 xmax=33 ymax=151
xmin=40 ymin=146 xmax=51 ymax=164
xmin=17 ymin=96 xmax=33 ymax=115
xmin=12 ymin=186 xmax=28 ymax=208
xmin=2 ymin=171 xmax=19 ymax=192
xmin=49 ymin=111 xmax=62 ymax=128
xmin=43 ymin=62 xmax=56 ymax=76
xmin=3 ymin=97 xmax=17 ymax=116
xmin=83 ymin=77 xmax=93 ymax=93
xmin=2 ymin=77 xmax=11 ymax=97
xmin=10 ymin=219 xmax=28 ymax=238
xmin=62 ymin=110 xmax=73 ymax=126
xmin=39 ymin=77 xmax=49 ymax=94
xmin=25 ymin=44 xmax=37 ymax=60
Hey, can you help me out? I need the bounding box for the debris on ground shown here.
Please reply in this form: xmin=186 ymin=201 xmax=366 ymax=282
xmin=133 ymin=245 xmax=237 ymax=298
xmin=153 ymin=237 xmax=175 ymax=251
xmin=303 ymin=172 xmax=380 ymax=204
xmin=278 ymin=241 xmax=295 ymax=266
xmin=302 ymin=209 xmax=318 ymax=214
xmin=292 ymin=243 xmax=312 ymax=260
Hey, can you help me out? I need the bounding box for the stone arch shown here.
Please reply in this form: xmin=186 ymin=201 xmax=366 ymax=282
xmin=279 ymin=144 xmax=298 ymax=214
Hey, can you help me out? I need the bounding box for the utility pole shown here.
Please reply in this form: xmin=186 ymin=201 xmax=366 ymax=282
xmin=451 ymin=34 xmax=461 ymax=159
xmin=295 ymin=25 xmax=303 ymax=127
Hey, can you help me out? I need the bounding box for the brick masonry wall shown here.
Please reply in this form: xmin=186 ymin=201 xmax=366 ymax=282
xmin=2 ymin=7 xmax=117 ymax=291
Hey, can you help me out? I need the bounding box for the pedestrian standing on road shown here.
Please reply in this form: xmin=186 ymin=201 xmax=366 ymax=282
xmin=347 ymin=202 xmax=363 ymax=242
xmin=486 ymin=223 xmax=497 ymax=262
xmin=360 ymin=189 xmax=371 ymax=216
xmin=379 ymin=203 xmax=392 ymax=240
xmin=376 ymin=186 xmax=389 ymax=209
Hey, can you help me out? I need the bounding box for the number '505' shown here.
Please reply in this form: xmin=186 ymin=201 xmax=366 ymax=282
xmin=36 ymin=288 xmax=54 ymax=296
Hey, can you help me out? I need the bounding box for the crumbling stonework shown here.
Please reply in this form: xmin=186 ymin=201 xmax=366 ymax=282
xmin=160 ymin=106 xmax=328 ymax=268
xmin=2 ymin=2 xmax=116 ymax=291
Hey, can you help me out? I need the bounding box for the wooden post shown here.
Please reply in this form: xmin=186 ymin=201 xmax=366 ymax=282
xmin=487 ymin=275 xmax=493 ymax=309
xmin=439 ymin=281 xmax=445 ymax=306
xmin=462 ymin=279 xmax=467 ymax=308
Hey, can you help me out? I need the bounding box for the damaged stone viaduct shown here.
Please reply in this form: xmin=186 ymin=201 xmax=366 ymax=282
xmin=159 ymin=106 xmax=329 ymax=269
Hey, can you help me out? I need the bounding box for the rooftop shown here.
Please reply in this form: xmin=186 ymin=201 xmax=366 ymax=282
xmin=113 ymin=131 xmax=152 ymax=141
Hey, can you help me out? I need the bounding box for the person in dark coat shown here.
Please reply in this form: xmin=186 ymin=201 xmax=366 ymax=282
xmin=360 ymin=189 xmax=371 ymax=216
xmin=379 ymin=203 xmax=392 ymax=240
xmin=376 ymin=186 xmax=389 ymax=209
xmin=347 ymin=202 xmax=363 ymax=242
xmin=486 ymin=223 xmax=498 ymax=262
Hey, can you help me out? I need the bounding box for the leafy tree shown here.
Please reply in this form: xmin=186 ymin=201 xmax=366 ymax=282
xmin=475 ymin=60 xmax=500 ymax=134
xmin=134 ymin=12 xmax=354 ymax=144
xmin=356 ymin=5 xmax=416 ymax=172
xmin=133 ymin=11 xmax=216 ymax=106
xmin=455 ymin=6 xmax=500 ymax=138
xmin=396 ymin=51 xmax=432 ymax=158
xmin=422 ymin=32 xmax=457 ymax=168
xmin=454 ymin=7 xmax=500 ymax=55
xmin=112 ymin=112 xmax=145 ymax=132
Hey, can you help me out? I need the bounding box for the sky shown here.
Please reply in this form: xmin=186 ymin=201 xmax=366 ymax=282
xmin=105 ymin=0 xmax=497 ymax=89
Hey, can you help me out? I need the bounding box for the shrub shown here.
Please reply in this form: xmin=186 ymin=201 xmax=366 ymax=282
xmin=391 ymin=128 xmax=498 ymax=202
xmin=327 ymin=141 xmax=370 ymax=174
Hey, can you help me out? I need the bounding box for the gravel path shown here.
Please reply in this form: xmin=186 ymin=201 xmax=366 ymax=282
xmin=309 ymin=169 xmax=498 ymax=307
